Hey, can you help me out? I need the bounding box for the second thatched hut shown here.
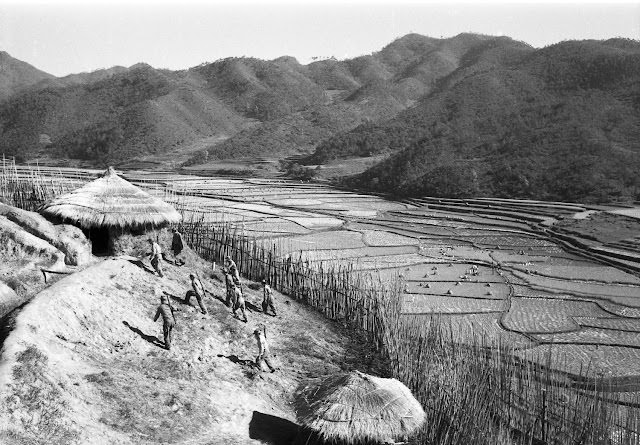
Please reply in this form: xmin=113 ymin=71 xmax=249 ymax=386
xmin=40 ymin=167 xmax=181 ymax=255
xmin=294 ymin=370 xmax=425 ymax=444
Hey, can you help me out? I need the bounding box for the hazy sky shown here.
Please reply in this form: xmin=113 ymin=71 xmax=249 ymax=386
xmin=1 ymin=0 xmax=639 ymax=76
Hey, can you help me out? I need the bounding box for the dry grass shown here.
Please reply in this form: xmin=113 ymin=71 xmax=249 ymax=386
xmin=1 ymin=346 xmax=78 ymax=445
xmin=295 ymin=371 xmax=425 ymax=444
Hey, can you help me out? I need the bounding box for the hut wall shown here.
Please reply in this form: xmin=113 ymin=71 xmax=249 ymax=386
xmin=109 ymin=226 xmax=172 ymax=257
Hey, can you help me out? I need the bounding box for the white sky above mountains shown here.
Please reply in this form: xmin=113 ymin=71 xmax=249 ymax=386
xmin=1 ymin=0 xmax=639 ymax=77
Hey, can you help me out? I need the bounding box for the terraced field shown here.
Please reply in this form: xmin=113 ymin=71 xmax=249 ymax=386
xmin=8 ymin=166 xmax=640 ymax=387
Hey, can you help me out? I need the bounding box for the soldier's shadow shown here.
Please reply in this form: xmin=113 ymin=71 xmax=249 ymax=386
xmin=217 ymin=354 xmax=256 ymax=367
xmin=122 ymin=257 xmax=157 ymax=275
xmin=205 ymin=290 xmax=227 ymax=306
xmin=163 ymin=291 xmax=187 ymax=307
xmin=123 ymin=321 xmax=164 ymax=349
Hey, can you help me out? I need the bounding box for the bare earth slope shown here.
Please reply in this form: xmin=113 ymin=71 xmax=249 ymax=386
xmin=0 ymin=253 xmax=381 ymax=444
xmin=0 ymin=204 xmax=92 ymax=318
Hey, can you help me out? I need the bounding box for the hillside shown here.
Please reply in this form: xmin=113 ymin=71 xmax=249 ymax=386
xmin=0 ymin=51 xmax=54 ymax=103
xmin=2 ymin=34 xmax=640 ymax=202
xmin=0 ymin=33 xmax=481 ymax=168
xmin=0 ymin=252 xmax=383 ymax=444
xmin=307 ymin=38 xmax=640 ymax=203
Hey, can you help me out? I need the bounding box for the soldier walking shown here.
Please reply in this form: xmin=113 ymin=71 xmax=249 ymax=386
xmin=171 ymin=228 xmax=186 ymax=266
xmin=232 ymin=284 xmax=248 ymax=323
xmin=223 ymin=269 xmax=236 ymax=307
xmin=184 ymin=273 xmax=207 ymax=314
xmin=153 ymin=294 xmax=176 ymax=350
xmin=261 ymin=279 xmax=276 ymax=316
xmin=253 ymin=325 xmax=276 ymax=372
xmin=148 ymin=238 xmax=164 ymax=277
xmin=224 ymin=255 xmax=241 ymax=286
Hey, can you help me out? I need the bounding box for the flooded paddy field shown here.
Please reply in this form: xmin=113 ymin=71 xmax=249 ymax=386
xmin=11 ymin=167 xmax=640 ymax=386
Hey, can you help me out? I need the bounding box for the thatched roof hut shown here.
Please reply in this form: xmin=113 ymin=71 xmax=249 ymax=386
xmin=40 ymin=167 xmax=180 ymax=255
xmin=40 ymin=167 xmax=180 ymax=229
xmin=294 ymin=370 xmax=425 ymax=444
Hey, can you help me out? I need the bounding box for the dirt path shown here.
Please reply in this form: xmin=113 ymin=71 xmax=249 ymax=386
xmin=0 ymin=252 xmax=384 ymax=444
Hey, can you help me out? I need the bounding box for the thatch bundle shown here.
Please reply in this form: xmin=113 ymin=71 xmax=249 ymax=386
xmin=39 ymin=167 xmax=181 ymax=229
xmin=294 ymin=370 xmax=425 ymax=444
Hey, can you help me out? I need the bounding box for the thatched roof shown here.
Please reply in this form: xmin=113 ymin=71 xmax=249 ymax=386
xmin=294 ymin=370 xmax=425 ymax=444
xmin=40 ymin=167 xmax=181 ymax=229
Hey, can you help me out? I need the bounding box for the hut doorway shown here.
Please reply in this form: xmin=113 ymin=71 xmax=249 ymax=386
xmin=85 ymin=227 xmax=111 ymax=255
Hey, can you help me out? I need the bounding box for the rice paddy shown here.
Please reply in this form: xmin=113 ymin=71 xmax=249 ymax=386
xmin=3 ymin=163 xmax=640 ymax=390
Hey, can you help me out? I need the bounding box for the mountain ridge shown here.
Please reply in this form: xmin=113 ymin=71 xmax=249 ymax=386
xmin=2 ymin=34 xmax=640 ymax=202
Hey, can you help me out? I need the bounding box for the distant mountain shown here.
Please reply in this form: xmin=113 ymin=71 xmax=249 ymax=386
xmin=0 ymin=33 xmax=483 ymax=167
xmin=308 ymin=38 xmax=640 ymax=203
xmin=0 ymin=63 xmax=252 ymax=164
xmin=37 ymin=65 xmax=130 ymax=89
xmin=0 ymin=51 xmax=54 ymax=102
xmin=2 ymin=35 xmax=640 ymax=203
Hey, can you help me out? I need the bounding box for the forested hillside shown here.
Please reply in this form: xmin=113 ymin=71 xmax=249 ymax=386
xmin=1 ymin=33 xmax=471 ymax=167
xmin=308 ymin=38 xmax=640 ymax=203
xmin=1 ymin=34 xmax=639 ymax=202
xmin=0 ymin=51 xmax=54 ymax=102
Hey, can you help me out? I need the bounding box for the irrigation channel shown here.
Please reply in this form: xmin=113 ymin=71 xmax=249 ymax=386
xmin=2 ymin=160 xmax=640 ymax=444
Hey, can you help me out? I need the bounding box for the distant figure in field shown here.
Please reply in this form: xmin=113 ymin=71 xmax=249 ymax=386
xmin=153 ymin=294 xmax=176 ymax=350
xmin=254 ymin=325 xmax=276 ymax=372
xmin=185 ymin=273 xmax=207 ymax=314
xmin=171 ymin=228 xmax=186 ymax=266
xmin=261 ymin=279 xmax=276 ymax=316
xmin=232 ymin=284 xmax=248 ymax=323
xmin=148 ymin=238 xmax=164 ymax=277
xmin=223 ymin=268 xmax=235 ymax=307
xmin=224 ymin=255 xmax=241 ymax=286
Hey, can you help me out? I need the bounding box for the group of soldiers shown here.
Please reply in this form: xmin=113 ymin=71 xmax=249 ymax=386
xmin=149 ymin=236 xmax=277 ymax=372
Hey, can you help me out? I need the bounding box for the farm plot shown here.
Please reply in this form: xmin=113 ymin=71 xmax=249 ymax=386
xmin=274 ymin=230 xmax=365 ymax=254
xmin=266 ymin=198 xmax=326 ymax=206
xmin=360 ymin=230 xmax=420 ymax=247
xmin=285 ymin=216 xmax=344 ymax=230
xmin=402 ymin=295 xmax=504 ymax=314
xmin=350 ymin=221 xmax=455 ymax=239
xmin=400 ymin=263 xmax=500 ymax=281
xmin=435 ymin=246 xmax=496 ymax=263
xmin=502 ymin=297 xmax=610 ymax=333
xmin=404 ymin=281 xmax=509 ymax=299
xmin=511 ymin=264 xmax=640 ymax=284
xmin=517 ymin=344 xmax=640 ymax=378
xmin=231 ymin=202 xmax=291 ymax=215
xmin=398 ymin=210 xmax=535 ymax=231
xmin=340 ymin=253 xmax=430 ymax=270
xmin=511 ymin=285 xmax=577 ymax=299
xmin=442 ymin=313 xmax=533 ymax=347
xmin=515 ymin=273 xmax=640 ymax=306
xmin=534 ymin=328 xmax=640 ymax=348
xmin=298 ymin=247 xmax=422 ymax=264
xmin=594 ymin=301 xmax=640 ymax=318
xmin=241 ymin=219 xmax=312 ymax=236
xmin=470 ymin=235 xmax=557 ymax=249
xmin=573 ymin=317 xmax=640 ymax=332
xmin=303 ymin=200 xmax=406 ymax=212
xmin=385 ymin=214 xmax=482 ymax=228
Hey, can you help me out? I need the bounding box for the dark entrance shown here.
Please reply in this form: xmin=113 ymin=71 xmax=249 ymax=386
xmin=85 ymin=226 xmax=111 ymax=255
